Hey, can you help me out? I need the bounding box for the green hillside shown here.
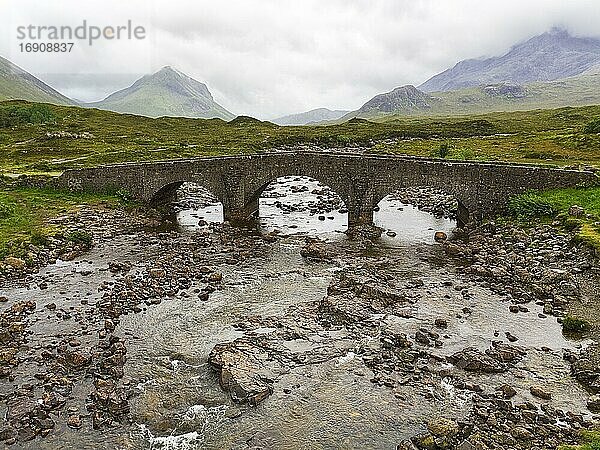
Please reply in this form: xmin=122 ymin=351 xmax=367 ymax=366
xmin=85 ymin=66 xmax=234 ymax=120
xmin=0 ymin=56 xmax=74 ymax=105
xmin=1 ymin=100 xmax=600 ymax=175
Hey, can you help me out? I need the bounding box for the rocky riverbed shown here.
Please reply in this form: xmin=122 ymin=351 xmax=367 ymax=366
xmin=0 ymin=177 xmax=599 ymax=449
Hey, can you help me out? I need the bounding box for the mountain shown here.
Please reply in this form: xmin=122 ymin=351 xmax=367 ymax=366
xmin=341 ymin=85 xmax=437 ymax=120
xmin=86 ymin=66 xmax=234 ymax=120
xmin=419 ymin=28 xmax=600 ymax=92
xmin=273 ymin=108 xmax=349 ymax=125
xmin=0 ymin=56 xmax=74 ymax=105
xmin=342 ymin=72 xmax=600 ymax=120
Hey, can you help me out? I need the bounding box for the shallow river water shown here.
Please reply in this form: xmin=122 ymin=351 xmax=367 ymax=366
xmin=1 ymin=177 xmax=591 ymax=449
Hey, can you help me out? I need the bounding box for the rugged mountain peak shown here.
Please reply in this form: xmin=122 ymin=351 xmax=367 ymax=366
xmin=419 ymin=28 xmax=600 ymax=92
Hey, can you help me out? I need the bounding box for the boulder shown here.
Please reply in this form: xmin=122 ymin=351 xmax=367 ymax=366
xmin=447 ymin=347 xmax=505 ymax=373
xmin=209 ymin=339 xmax=283 ymax=405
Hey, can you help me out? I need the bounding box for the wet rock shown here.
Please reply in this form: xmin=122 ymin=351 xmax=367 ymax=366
xmin=434 ymin=231 xmax=448 ymax=242
xmin=427 ymin=417 xmax=460 ymax=448
xmin=434 ymin=319 xmax=448 ymax=329
xmin=396 ymin=440 xmax=419 ymax=450
xmin=209 ymin=339 xmax=282 ymax=405
xmin=447 ymin=347 xmax=505 ymax=373
xmin=587 ymin=394 xmax=600 ymax=412
xmin=530 ymin=385 xmax=552 ymax=400
xmin=498 ymin=384 xmax=517 ymax=399
xmin=0 ymin=425 xmax=17 ymax=442
xmin=300 ymin=238 xmax=333 ymax=260
xmin=62 ymin=349 xmax=92 ymax=368
xmin=149 ymin=268 xmax=166 ymax=279
xmin=67 ymin=415 xmax=82 ymax=429
xmin=208 ymin=272 xmax=223 ymax=282
xmin=485 ymin=342 xmax=525 ymax=364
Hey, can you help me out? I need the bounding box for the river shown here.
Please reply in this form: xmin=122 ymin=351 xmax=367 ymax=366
xmin=0 ymin=176 xmax=592 ymax=449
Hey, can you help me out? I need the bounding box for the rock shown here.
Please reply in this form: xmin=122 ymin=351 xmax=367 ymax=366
xmin=447 ymin=347 xmax=505 ymax=373
xmin=486 ymin=342 xmax=526 ymax=364
xmin=208 ymin=339 xmax=281 ymax=405
xmin=149 ymin=268 xmax=166 ymax=279
xmin=498 ymin=384 xmax=517 ymax=399
xmin=0 ymin=425 xmax=17 ymax=442
xmin=208 ymin=272 xmax=223 ymax=282
xmin=568 ymin=205 xmax=584 ymax=218
xmin=434 ymin=231 xmax=448 ymax=242
xmin=511 ymin=426 xmax=533 ymax=441
xmin=67 ymin=415 xmax=82 ymax=429
xmin=586 ymin=394 xmax=600 ymax=412
xmin=63 ymin=349 xmax=92 ymax=368
xmin=530 ymin=385 xmax=551 ymax=400
xmin=4 ymin=257 xmax=25 ymax=270
xmin=300 ymin=238 xmax=332 ymax=260
xmin=434 ymin=318 xmax=448 ymax=329
xmin=396 ymin=440 xmax=419 ymax=450
xmin=427 ymin=417 xmax=459 ymax=447
xmin=443 ymin=242 xmax=463 ymax=256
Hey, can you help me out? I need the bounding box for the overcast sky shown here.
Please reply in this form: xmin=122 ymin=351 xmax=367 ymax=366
xmin=1 ymin=0 xmax=599 ymax=119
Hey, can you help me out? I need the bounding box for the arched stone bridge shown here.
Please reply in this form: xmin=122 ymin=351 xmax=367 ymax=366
xmin=57 ymin=151 xmax=597 ymax=227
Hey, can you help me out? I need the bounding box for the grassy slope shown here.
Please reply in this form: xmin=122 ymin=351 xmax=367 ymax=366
xmin=0 ymin=77 xmax=73 ymax=105
xmin=0 ymin=187 xmax=121 ymax=259
xmin=1 ymin=100 xmax=600 ymax=174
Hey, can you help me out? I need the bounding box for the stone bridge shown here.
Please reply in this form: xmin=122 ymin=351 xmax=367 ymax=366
xmin=57 ymin=151 xmax=598 ymax=227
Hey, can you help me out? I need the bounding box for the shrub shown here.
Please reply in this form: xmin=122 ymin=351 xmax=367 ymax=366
xmin=115 ymin=189 xmax=132 ymax=203
xmin=508 ymin=192 xmax=556 ymax=219
xmin=431 ymin=142 xmax=451 ymax=158
xmin=562 ymin=315 xmax=590 ymax=334
xmin=452 ymin=147 xmax=475 ymax=160
xmin=30 ymin=230 xmax=50 ymax=247
xmin=0 ymin=201 xmax=16 ymax=219
xmin=64 ymin=230 xmax=92 ymax=246
xmin=583 ymin=118 xmax=600 ymax=134
xmin=559 ymin=430 xmax=600 ymax=450
xmin=0 ymin=104 xmax=55 ymax=127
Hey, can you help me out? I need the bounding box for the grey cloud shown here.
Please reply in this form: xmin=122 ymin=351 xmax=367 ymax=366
xmin=1 ymin=0 xmax=599 ymax=118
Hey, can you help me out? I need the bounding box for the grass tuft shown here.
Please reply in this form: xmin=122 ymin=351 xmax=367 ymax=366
xmin=562 ymin=315 xmax=591 ymax=334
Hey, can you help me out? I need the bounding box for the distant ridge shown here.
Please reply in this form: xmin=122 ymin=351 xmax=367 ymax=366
xmin=273 ymin=108 xmax=349 ymax=125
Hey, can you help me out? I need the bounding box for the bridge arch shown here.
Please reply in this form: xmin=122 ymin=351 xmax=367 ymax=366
xmin=254 ymin=176 xmax=348 ymax=232
xmin=372 ymin=183 xmax=472 ymax=226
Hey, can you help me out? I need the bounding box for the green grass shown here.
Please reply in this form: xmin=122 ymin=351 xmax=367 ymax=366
xmin=1 ymin=100 xmax=600 ymax=175
xmin=562 ymin=315 xmax=591 ymax=334
xmin=0 ymin=186 xmax=122 ymax=259
xmin=560 ymin=431 xmax=600 ymax=450
xmin=509 ymin=186 xmax=600 ymax=252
